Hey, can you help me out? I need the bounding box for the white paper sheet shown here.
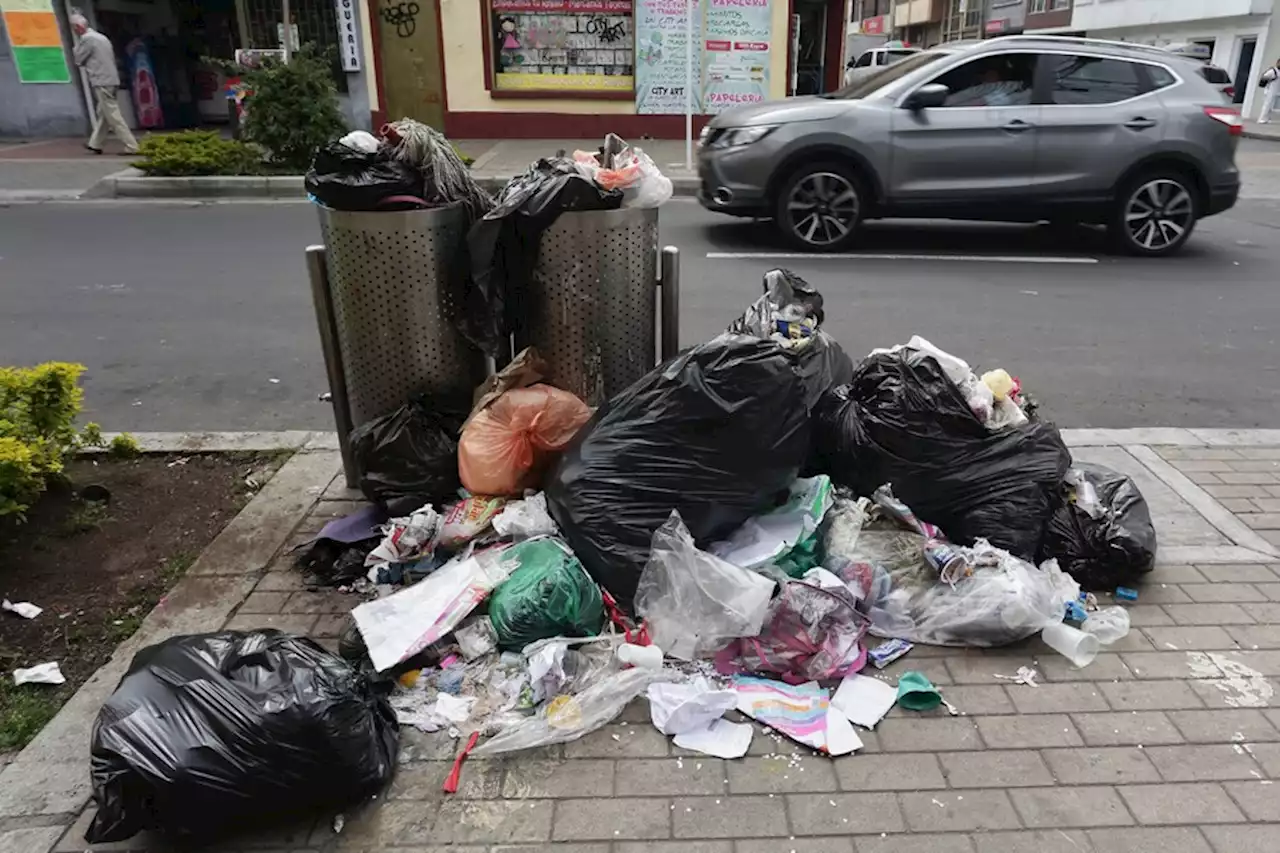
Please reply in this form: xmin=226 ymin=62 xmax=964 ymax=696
xmin=648 ymin=678 xmax=738 ymax=736
xmin=673 ymin=718 xmax=754 ymax=759
xmin=2 ymin=599 xmax=41 ymax=620
xmin=831 ymin=674 xmax=898 ymax=730
xmin=13 ymin=662 xmax=64 ymax=685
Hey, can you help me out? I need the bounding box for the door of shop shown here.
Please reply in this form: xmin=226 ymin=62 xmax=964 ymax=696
xmin=376 ymin=0 xmax=445 ymax=129
xmin=1233 ymin=37 xmax=1256 ymax=105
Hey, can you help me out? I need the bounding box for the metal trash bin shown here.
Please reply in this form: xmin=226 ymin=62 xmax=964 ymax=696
xmin=514 ymin=206 xmax=673 ymax=408
xmin=307 ymin=203 xmax=486 ymax=484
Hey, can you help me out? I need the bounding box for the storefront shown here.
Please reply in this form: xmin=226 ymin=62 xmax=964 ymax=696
xmin=422 ymin=0 xmax=805 ymax=139
xmin=0 ymin=0 xmax=374 ymax=137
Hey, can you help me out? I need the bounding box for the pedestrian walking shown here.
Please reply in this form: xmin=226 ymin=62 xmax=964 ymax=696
xmin=1259 ymin=57 xmax=1280 ymax=124
xmin=70 ymin=14 xmax=139 ymax=155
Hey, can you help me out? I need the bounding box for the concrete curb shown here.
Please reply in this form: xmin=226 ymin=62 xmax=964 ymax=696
xmin=82 ymin=170 xmax=700 ymax=200
xmin=0 ymin=447 xmax=342 ymax=849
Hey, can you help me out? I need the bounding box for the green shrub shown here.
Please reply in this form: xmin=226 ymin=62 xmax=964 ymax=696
xmin=239 ymin=45 xmax=347 ymax=172
xmin=134 ymin=131 xmax=263 ymax=177
xmin=107 ymin=433 xmax=142 ymax=459
xmin=0 ymin=362 xmax=88 ymax=518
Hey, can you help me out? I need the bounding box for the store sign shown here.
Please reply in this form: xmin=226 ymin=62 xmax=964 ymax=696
xmin=635 ymin=0 xmax=703 ymax=114
xmin=702 ymin=0 xmax=770 ymax=113
xmin=493 ymin=0 xmax=632 ymax=11
xmin=334 ymin=0 xmax=360 ymax=71
xmin=862 ymin=15 xmax=886 ymax=35
xmin=985 ymin=18 xmax=1007 ymax=33
xmin=0 ymin=0 xmax=71 ymax=83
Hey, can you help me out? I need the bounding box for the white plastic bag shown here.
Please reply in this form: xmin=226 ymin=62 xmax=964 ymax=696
xmin=339 ymin=129 xmax=380 ymax=153
xmin=353 ymin=547 xmax=515 ymax=671
xmin=492 ymin=492 xmax=560 ymax=539
xmin=591 ymin=146 xmax=672 ymax=208
xmin=635 ymin=511 xmax=776 ymax=660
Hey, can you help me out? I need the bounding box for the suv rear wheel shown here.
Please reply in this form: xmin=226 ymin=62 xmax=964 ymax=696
xmin=1111 ymin=170 xmax=1198 ymax=257
xmin=775 ymin=162 xmax=864 ymax=252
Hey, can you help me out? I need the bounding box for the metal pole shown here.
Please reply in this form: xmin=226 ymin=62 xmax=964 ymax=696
xmin=306 ymin=245 xmax=358 ymax=487
xmin=281 ymin=0 xmax=293 ymax=62
xmin=659 ymin=245 xmax=680 ymax=362
xmin=685 ymin=0 xmax=693 ymax=172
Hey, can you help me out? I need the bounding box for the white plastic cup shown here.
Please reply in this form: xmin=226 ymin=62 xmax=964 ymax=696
xmin=1041 ymin=622 xmax=1100 ymax=669
xmin=617 ymin=643 xmax=663 ymax=670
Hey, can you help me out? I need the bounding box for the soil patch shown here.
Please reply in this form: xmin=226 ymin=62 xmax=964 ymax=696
xmin=0 ymin=451 xmax=291 ymax=753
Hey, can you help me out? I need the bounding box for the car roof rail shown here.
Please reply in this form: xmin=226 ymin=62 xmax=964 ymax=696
xmin=984 ymin=33 xmax=1187 ymax=60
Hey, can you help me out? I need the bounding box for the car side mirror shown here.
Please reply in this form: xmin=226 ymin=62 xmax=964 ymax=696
xmin=904 ymin=83 xmax=949 ymax=110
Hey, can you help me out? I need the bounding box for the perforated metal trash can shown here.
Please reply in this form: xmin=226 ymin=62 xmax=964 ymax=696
xmin=514 ymin=206 xmax=660 ymax=407
xmin=308 ymin=203 xmax=487 ymax=484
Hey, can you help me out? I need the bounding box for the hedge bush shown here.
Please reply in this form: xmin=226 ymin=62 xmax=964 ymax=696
xmin=240 ymin=45 xmax=347 ymax=172
xmin=134 ymin=131 xmax=263 ymax=177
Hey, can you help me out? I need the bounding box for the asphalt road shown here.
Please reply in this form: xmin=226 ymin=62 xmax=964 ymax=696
xmin=2 ymin=181 xmax=1278 ymax=432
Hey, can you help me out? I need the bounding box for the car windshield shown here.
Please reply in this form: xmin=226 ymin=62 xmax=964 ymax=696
xmin=821 ymin=51 xmax=947 ymax=99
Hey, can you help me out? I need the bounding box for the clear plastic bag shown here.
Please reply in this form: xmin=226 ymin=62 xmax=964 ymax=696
xmin=635 ymin=511 xmax=777 ymax=660
xmin=1081 ymin=606 xmax=1132 ymax=645
xmin=472 ymin=665 xmax=662 ymax=756
xmin=458 ymin=384 xmax=592 ymax=496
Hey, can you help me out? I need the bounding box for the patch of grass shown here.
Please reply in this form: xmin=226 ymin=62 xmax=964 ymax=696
xmin=0 ymin=678 xmax=63 ymax=752
xmin=57 ymin=499 xmax=109 ymax=536
xmin=160 ymin=550 xmax=198 ymax=584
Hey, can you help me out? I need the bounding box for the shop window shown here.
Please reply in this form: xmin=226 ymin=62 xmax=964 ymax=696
xmin=487 ymin=0 xmax=634 ymax=97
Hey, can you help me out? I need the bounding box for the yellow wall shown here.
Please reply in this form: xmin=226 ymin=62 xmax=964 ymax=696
xmin=438 ymin=0 xmax=792 ymax=114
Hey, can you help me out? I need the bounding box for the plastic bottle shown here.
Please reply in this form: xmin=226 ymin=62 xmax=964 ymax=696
xmin=617 ymin=643 xmax=663 ymax=670
xmin=1041 ymin=622 xmax=1100 ymax=668
xmin=1081 ymin=607 xmax=1132 ymax=645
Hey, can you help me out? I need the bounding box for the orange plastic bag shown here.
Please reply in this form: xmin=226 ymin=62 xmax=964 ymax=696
xmin=458 ymin=384 xmax=592 ymax=496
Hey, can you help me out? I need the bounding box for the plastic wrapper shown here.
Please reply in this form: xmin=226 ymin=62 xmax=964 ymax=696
xmin=1040 ymin=463 xmax=1157 ymax=589
xmin=352 ymin=546 xmax=515 ymax=671
xmin=464 ymin=158 xmax=623 ymax=356
xmin=349 ymin=395 xmax=469 ymax=516
xmin=493 ymin=492 xmax=560 ymax=539
xmin=547 ymin=334 xmax=814 ymax=610
xmin=594 ymin=147 xmax=673 ymax=208
xmin=1080 ymin=606 xmax=1132 ymax=645
xmin=635 ymin=511 xmax=776 ymax=661
xmin=488 ymin=537 xmax=605 ymax=650
xmin=305 ymin=141 xmax=425 ymax=211
xmin=86 ymin=631 xmax=397 ymax=843
xmin=459 ymin=384 xmax=592 ymax=496
xmin=471 ymin=665 xmax=661 ymax=756
xmin=438 ymin=496 xmax=507 ymax=549
xmin=365 ymin=505 xmax=440 ymax=570
xmin=715 ymin=568 xmax=869 ymax=683
xmin=810 ymin=346 xmax=1071 ymax=559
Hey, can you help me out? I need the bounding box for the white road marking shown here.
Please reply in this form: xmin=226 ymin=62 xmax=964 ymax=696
xmin=705 ymin=251 xmax=1099 ymax=264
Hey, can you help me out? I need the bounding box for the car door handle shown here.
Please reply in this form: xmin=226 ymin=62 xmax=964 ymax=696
xmin=1001 ymin=119 xmax=1034 ymax=133
xmin=1124 ymin=117 xmax=1158 ymax=130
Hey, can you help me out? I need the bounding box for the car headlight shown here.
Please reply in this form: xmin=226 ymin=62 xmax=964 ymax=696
xmin=708 ymin=126 xmax=777 ymax=149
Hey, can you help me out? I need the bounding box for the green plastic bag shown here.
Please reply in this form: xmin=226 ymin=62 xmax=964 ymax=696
xmin=489 ymin=537 xmax=605 ymax=650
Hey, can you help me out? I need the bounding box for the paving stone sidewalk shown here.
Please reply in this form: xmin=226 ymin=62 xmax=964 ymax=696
xmin=3 ymin=437 xmax=1280 ymax=853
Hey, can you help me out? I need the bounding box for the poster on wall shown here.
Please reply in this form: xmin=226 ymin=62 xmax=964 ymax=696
xmin=489 ymin=0 xmax=635 ymax=94
xmin=634 ymin=0 xmax=702 ymax=114
xmin=701 ymin=0 xmax=769 ymax=113
xmin=0 ymin=0 xmax=72 ymax=83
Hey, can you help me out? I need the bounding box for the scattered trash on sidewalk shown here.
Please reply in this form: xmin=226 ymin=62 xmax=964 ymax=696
xmin=895 ymin=671 xmax=943 ymax=711
xmin=673 ymin=718 xmax=754 ymax=759
xmin=831 ymin=673 xmax=898 ymax=729
xmin=993 ymin=666 xmax=1040 ymax=688
xmin=14 ymin=662 xmax=63 ymax=685
xmin=1042 ymin=622 xmax=1099 ymax=668
xmin=85 ymin=630 xmax=396 ymax=843
xmin=1041 ymin=464 xmax=1157 ymax=589
xmin=732 ymin=676 xmax=862 ymax=756
xmin=1080 ymin=606 xmax=1132 ymax=645
xmin=2 ymin=598 xmax=42 ymax=619
xmin=488 ymin=537 xmax=604 ymax=650
xmin=648 ymin=678 xmax=738 ymax=736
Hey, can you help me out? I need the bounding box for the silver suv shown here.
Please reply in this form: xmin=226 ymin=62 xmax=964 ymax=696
xmin=698 ymin=36 xmax=1242 ymax=257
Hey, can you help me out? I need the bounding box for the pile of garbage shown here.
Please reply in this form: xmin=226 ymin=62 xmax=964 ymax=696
xmin=82 ymin=267 xmax=1159 ymax=843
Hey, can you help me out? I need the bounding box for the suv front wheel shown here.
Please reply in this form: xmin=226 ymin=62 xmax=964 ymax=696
xmin=775 ymin=162 xmax=864 ymax=252
xmin=1111 ymin=170 xmax=1199 ymax=257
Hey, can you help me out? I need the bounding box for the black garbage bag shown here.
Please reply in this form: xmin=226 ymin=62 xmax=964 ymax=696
xmin=1041 ymin=463 xmax=1157 ymax=589
xmin=86 ymin=630 xmax=398 ymax=844
xmin=547 ymin=334 xmax=814 ymax=610
xmin=725 ymin=269 xmax=853 ymax=409
xmin=810 ymin=348 xmax=1071 ymax=559
xmin=305 ymin=141 xmax=424 ymax=211
xmin=349 ymin=394 xmax=470 ymax=516
xmin=463 ymin=157 xmax=623 ymax=356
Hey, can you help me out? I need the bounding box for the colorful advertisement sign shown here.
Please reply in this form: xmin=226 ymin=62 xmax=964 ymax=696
xmin=634 ymin=0 xmax=702 ymax=114
xmin=701 ymin=0 xmax=769 ymax=113
xmin=0 ymin=0 xmax=70 ymax=83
